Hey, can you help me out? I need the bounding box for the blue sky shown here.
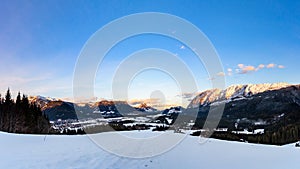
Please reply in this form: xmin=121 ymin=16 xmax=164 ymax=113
xmin=0 ymin=0 xmax=299 ymax=107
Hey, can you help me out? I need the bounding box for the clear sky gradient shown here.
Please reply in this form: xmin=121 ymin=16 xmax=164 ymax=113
xmin=0 ymin=0 xmax=299 ymax=107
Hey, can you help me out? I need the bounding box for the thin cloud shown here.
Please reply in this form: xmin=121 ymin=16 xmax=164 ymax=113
xmin=237 ymin=64 xmax=256 ymax=74
xmin=128 ymin=98 xmax=177 ymax=110
xmin=128 ymin=98 xmax=161 ymax=106
xmin=238 ymin=64 xmax=244 ymax=69
xmin=217 ymin=72 xmax=226 ymax=76
xmin=178 ymin=92 xmax=198 ymax=99
xmin=267 ymin=63 xmax=276 ymax=68
xmin=0 ymin=75 xmax=52 ymax=91
xmin=235 ymin=63 xmax=284 ymax=74
xmin=227 ymin=68 xmax=233 ymax=76
xmin=176 ymin=92 xmax=200 ymax=102
xmin=207 ymin=77 xmax=216 ymax=81
xmin=256 ymin=64 xmax=265 ymax=71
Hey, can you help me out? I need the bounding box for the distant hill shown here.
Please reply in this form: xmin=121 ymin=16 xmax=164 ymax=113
xmin=28 ymin=97 xmax=161 ymax=121
xmin=134 ymin=103 xmax=158 ymax=112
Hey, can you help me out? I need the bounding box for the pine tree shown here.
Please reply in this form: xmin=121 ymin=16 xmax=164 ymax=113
xmin=4 ymin=89 xmax=12 ymax=131
xmin=14 ymin=92 xmax=22 ymax=132
xmin=0 ymin=94 xmax=2 ymax=129
xmin=21 ymin=94 xmax=30 ymax=128
xmin=16 ymin=92 xmax=21 ymax=112
xmin=0 ymin=90 xmax=50 ymax=134
xmin=5 ymin=88 xmax=12 ymax=104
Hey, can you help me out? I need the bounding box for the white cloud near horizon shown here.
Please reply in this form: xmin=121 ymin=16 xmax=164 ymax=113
xmin=128 ymin=98 xmax=179 ymax=110
xmin=217 ymin=72 xmax=226 ymax=76
xmin=227 ymin=68 xmax=233 ymax=76
xmin=239 ymin=65 xmax=256 ymax=74
xmin=214 ymin=63 xmax=285 ymax=78
xmin=235 ymin=63 xmax=284 ymax=75
xmin=266 ymin=63 xmax=276 ymax=68
xmin=256 ymin=64 xmax=265 ymax=71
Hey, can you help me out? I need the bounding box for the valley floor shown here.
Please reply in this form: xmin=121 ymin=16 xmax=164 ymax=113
xmin=0 ymin=131 xmax=299 ymax=169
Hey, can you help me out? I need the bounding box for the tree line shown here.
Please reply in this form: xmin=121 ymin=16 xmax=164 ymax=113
xmin=191 ymin=125 xmax=300 ymax=146
xmin=0 ymin=89 xmax=50 ymax=134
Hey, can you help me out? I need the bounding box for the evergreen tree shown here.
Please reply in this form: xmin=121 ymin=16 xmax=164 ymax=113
xmin=14 ymin=92 xmax=22 ymax=130
xmin=5 ymin=88 xmax=12 ymax=104
xmin=0 ymin=94 xmax=2 ymax=129
xmin=0 ymin=89 xmax=50 ymax=134
xmin=16 ymin=92 xmax=21 ymax=112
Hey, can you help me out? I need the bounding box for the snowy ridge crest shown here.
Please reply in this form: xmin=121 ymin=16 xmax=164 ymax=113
xmin=188 ymin=83 xmax=291 ymax=108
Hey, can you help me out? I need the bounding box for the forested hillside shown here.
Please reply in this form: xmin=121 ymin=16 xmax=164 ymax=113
xmin=0 ymin=89 xmax=50 ymax=134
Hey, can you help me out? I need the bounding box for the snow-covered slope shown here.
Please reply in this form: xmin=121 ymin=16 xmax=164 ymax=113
xmin=0 ymin=131 xmax=299 ymax=169
xmin=162 ymin=106 xmax=183 ymax=115
xmin=188 ymin=83 xmax=291 ymax=108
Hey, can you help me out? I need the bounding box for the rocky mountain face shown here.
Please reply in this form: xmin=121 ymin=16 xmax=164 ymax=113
xmin=162 ymin=106 xmax=184 ymax=115
xmin=28 ymin=96 xmax=58 ymax=109
xmin=188 ymin=83 xmax=291 ymax=108
xmin=28 ymin=97 xmax=159 ymax=121
xmin=135 ymin=103 xmax=158 ymax=112
xmin=185 ymin=83 xmax=300 ymax=146
xmin=189 ymin=83 xmax=300 ymax=130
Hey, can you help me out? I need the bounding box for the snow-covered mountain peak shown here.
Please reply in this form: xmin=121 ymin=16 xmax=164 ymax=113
xmin=28 ymin=95 xmax=58 ymax=102
xmin=28 ymin=95 xmax=65 ymax=110
xmin=134 ymin=103 xmax=157 ymax=112
xmin=188 ymin=83 xmax=291 ymax=108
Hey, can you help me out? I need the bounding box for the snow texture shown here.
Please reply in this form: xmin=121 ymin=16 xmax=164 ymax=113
xmin=0 ymin=131 xmax=299 ymax=169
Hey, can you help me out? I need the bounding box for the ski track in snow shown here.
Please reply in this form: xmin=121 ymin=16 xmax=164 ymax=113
xmin=0 ymin=131 xmax=299 ymax=169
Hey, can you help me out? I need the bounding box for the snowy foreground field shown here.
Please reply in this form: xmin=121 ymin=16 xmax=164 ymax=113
xmin=0 ymin=131 xmax=299 ymax=169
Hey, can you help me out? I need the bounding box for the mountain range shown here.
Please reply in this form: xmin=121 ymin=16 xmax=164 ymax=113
xmin=188 ymin=82 xmax=292 ymax=108
xmin=187 ymin=83 xmax=300 ymax=131
xmin=28 ymin=83 xmax=300 ymax=126
xmin=28 ymin=96 xmax=160 ymax=120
